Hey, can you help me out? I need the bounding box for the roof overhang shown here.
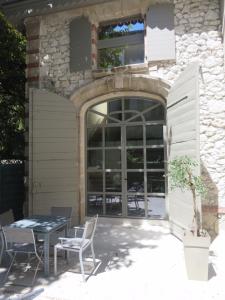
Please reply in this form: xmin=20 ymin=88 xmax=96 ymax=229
xmin=0 ymin=0 xmax=116 ymax=24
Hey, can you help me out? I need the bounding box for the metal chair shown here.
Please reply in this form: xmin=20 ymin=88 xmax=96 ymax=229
xmin=0 ymin=209 xmax=14 ymax=264
xmin=49 ymin=206 xmax=73 ymax=245
xmin=2 ymin=226 xmax=43 ymax=286
xmin=54 ymin=215 xmax=98 ymax=281
xmin=51 ymin=206 xmax=73 ymax=228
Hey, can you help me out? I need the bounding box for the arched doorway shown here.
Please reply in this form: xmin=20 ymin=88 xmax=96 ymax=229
xmin=86 ymin=96 xmax=166 ymax=219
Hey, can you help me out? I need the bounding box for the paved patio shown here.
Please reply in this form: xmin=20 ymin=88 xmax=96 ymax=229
xmin=0 ymin=218 xmax=225 ymax=300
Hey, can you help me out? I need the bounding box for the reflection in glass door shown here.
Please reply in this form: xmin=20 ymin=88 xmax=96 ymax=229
xmin=86 ymin=97 xmax=166 ymax=219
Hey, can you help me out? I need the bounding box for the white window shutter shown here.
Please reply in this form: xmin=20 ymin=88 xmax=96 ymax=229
xmin=29 ymin=89 xmax=78 ymax=217
xmin=146 ymin=3 xmax=175 ymax=61
xmin=167 ymin=63 xmax=200 ymax=240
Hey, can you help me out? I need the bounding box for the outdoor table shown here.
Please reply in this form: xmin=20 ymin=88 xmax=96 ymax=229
xmin=9 ymin=215 xmax=69 ymax=276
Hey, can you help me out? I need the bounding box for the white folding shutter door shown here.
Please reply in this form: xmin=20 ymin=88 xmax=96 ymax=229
xmin=146 ymin=3 xmax=175 ymax=61
xmin=167 ymin=63 xmax=200 ymax=240
xmin=30 ymin=89 xmax=77 ymax=217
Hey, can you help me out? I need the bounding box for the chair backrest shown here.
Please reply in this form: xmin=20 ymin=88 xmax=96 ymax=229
xmin=51 ymin=206 xmax=73 ymax=220
xmin=2 ymin=227 xmax=36 ymax=251
xmin=82 ymin=215 xmax=98 ymax=242
xmin=0 ymin=209 xmax=14 ymax=227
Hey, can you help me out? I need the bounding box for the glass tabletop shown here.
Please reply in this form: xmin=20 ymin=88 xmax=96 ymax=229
xmin=9 ymin=215 xmax=68 ymax=234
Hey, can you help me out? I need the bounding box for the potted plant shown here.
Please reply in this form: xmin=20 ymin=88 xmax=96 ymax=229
xmin=169 ymin=156 xmax=211 ymax=281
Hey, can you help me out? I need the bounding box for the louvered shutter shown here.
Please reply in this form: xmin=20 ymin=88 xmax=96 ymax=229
xmin=146 ymin=3 xmax=175 ymax=61
xmin=167 ymin=63 xmax=200 ymax=240
xmin=70 ymin=16 xmax=92 ymax=72
xmin=29 ymin=89 xmax=78 ymax=222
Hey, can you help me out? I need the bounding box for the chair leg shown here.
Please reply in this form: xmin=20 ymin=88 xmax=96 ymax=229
xmin=91 ymin=242 xmax=96 ymax=265
xmin=79 ymin=250 xmax=85 ymax=282
xmin=3 ymin=252 xmax=16 ymax=283
xmin=31 ymin=252 xmax=44 ymax=286
xmin=0 ymin=233 xmax=4 ymax=265
xmin=54 ymin=246 xmax=58 ymax=276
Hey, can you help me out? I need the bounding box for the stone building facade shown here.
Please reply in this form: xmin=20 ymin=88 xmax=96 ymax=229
xmin=2 ymin=0 xmax=225 ymax=238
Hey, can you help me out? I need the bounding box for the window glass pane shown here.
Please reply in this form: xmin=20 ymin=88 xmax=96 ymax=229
xmin=105 ymin=149 xmax=121 ymax=169
xmin=124 ymin=43 xmax=144 ymax=65
xmin=106 ymin=195 xmax=122 ymax=216
xmin=108 ymin=113 xmax=122 ymax=122
xmin=127 ymin=149 xmax=144 ymax=169
xmin=87 ymin=172 xmax=103 ymax=192
xmin=87 ymin=128 xmax=102 ymax=147
xmin=147 ymin=172 xmax=165 ymax=193
xmin=99 ymin=20 xmax=144 ymax=40
xmin=125 ymin=112 xmax=137 ymax=120
xmin=144 ymin=105 xmax=165 ymax=121
xmin=105 ymin=127 xmax=121 ymax=146
xmin=106 ymin=172 xmax=121 ymax=192
xmin=126 ymin=126 xmax=143 ymax=146
xmin=127 ymin=172 xmax=144 ymax=192
xmin=124 ymin=99 xmax=153 ymax=112
xmin=98 ymin=47 xmax=124 ymax=68
xmin=108 ymin=100 xmax=122 ymax=112
xmin=87 ymin=194 xmax=103 ymax=216
xmin=127 ymin=116 xmax=142 ymax=122
xmin=92 ymin=102 xmax=108 ymax=115
xmin=87 ymin=111 xmax=105 ymax=126
xmin=147 ymin=196 xmax=165 ymax=219
xmin=146 ymin=125 xmax=164 ymax=146
xmin=87 ymin=150 xmax=102 ymax=169
xmin=128 ymin=195 xmax=145 ymax=217
xmin=146 ymin=149 xmax=164 ymax=169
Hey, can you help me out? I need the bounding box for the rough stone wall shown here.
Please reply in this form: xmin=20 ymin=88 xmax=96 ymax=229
xmin=36 ymin=0 xmax=225 ymax=233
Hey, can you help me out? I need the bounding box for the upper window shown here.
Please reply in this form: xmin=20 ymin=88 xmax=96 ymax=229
xmin=98 ymin=17 xmax=144 ymax=68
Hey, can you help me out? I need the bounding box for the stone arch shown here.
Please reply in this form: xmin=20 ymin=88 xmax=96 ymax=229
xmin=69 ymin=74 xmax=171 ymax=221
xmin=70 ymin=74 xmax=171 ymax=111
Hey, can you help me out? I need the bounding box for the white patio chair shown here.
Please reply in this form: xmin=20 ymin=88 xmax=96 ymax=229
xmin=2 ymin=226 xmax=43 ymax=286
xmin=54 ymin=215 xmax=98 ymax=282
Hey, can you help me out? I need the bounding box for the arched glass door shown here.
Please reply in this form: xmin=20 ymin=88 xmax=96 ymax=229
xmin=86 ymin=97 xmax=166 ymax=219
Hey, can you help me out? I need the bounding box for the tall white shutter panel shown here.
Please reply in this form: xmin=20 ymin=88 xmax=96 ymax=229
xmin=167 ymin=63 xmax=200 ymax=240
xmin=29 ymin=89 xmax=78 ymax=221
xmin=146 ymin=3 xmax=175 ymax=61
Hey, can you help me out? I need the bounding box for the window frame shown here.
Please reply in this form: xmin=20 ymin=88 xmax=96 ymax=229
xmin=97 ymin=16 xmax=145 ymax=68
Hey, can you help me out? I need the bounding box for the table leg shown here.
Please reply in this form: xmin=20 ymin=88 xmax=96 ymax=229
xmin=44 ymin=234 xmax=50 ymax=276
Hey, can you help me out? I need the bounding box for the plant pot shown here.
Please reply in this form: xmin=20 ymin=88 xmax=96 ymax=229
xmin=183 ymin=230 xmax=211 ymax=281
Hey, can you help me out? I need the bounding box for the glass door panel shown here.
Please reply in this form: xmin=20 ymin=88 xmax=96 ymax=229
xmin=128 ymin=195 xmax=145 ymax=217
xmin=105 ymin=127 xmax=121 ymax=146
xmin=146 ymin=125 xmax=163 ymax=146
xmin=87 ymin=194 xmax=103 ymax=215
xmin=147 ymin=196 xmax=166 ymax=219
xmin=87 ymin=150 xmax=102 ymax=170
xmin=105 ymin=149 xmax=121 ymax=169
xmin=87 ymin=172 xmax=103 ymax=192
xmin=127 ymin=149 xmax=144 ymax=169
xmin=126 ymin=125 xmax=143 ymax=146
xmin=147 ymin=172 xmax=165 ymax=193
xmin=105 ymin=172 xmax=122 ymax=192
xmin=127 ymin=172 xmax=144 ymax=193
xmin=146 ymin=148 xmax=164 ymax=169
xmin=87 ymin=127 xmax=102 ymax=147
xmin=106 ymin=195 xmax=122 ymax=216
xmin=86 ymin=97 xmax=166 ymax=219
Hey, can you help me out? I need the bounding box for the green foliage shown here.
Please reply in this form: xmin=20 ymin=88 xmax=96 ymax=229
xmin=169 ymin=156 xmax=207 ymax=235
xmin=0 ymin=11 xmax=26 ymax=159
xmin=98 ymin=47 xmax=122 ymax=69
xmin=169 ymin=156 xmax=206 ymax=197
